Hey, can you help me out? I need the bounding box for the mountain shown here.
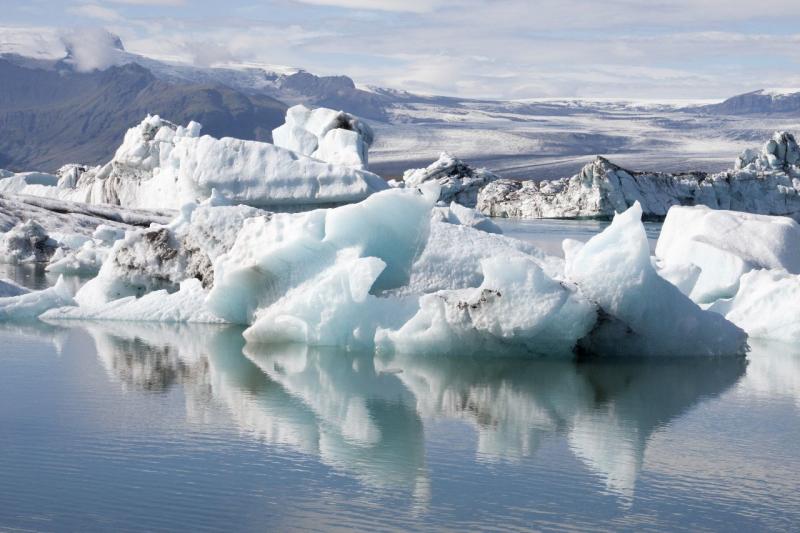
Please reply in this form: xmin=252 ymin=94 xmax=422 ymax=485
xmin=0 ymin=56 xmax=287 ymax=172
xmin=135 ymin=56 xmax=393 ymax=121
xmin=697 ymin=88 xmax=800 ymax=115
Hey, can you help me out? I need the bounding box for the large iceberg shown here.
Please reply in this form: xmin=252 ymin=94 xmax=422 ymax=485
xmin=477 ymin=132 xmax=800 ymax=220
xmin=4 ymin=107 xmax=387 ymax=210
xmin=31 ymin=184 xmax=747 ymax=358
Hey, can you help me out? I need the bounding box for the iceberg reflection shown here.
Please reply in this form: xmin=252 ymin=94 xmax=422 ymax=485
xmin=79 ymin=322 xmax=748 ymax=501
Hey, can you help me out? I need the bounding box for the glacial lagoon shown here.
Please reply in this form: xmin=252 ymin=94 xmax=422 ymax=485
xmin=1 ymin=220 xmax=798 ymax=531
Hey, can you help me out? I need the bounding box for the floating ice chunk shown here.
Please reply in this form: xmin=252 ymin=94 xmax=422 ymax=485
xmin=378 ymin=256 xmax=597 ymax=356
xmin=566 ymin=202 xmax=747 ymax=357
xmin=243 ymin=251 xmax=391 ymax=347
xmin=433 ymin=202 xmax=502 ymax=234
xmin=477 ymin=133 xmax=800 ymax=221
xmin=23 ymin=112 xmax=385 ymax=210
xmin=403 ymin=153 xmax=500 ymax=207
xmin=735 ymin=131 xmax=800 ymax=171
xmin=43 ymin=278 xmax=225 ymax=323
xmin=272 ymin=104 xmax=373 ymax=170
xmin=400 ymin=219 xmax=559 ymax=296
xmin=656 ymin=205 xmax=800 ymax=302
xmin=707 ymin=269 xmax=800 ymax=341
xmin=208 ymin=187 xmax=434 ymax=324
xmin=0 ymin=276 xmax=74 ymax=320
xmin=75 ymin=202 xmax=262 ymax=306
xmin=0 ymin=220 xmax=58 ymax=264
xmin=0 ymin=278 xmax=30 ymax=297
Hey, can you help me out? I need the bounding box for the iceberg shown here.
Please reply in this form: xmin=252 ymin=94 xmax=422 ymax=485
xmin=707 ymin=269 xmax=800 ymax=342
xmin=477 ymin=132 xmax=800 ymax=220
xmin=209 ymin=186 xmax=435 ymax=326
xmin=0 ymin=276 xmax=74 ymax=320
xmin=377 ymin=255 xmax=597 ymax=357
xmin=272 ymin=104 xmax=374 ymax=170
xmin=655 ymin=205 xmax=800 ymax=302
xmin=0 ymin=278 xmax=30 ymax=298
xmin=7 ymin=107 xmax=387 ymax=211
xmin=402 ymin=153 xmax=500 ymax=207
xmin=566 ymin=202 xmax=748 ymax=357
xmin=0 ymin=220 xmax=58 ymax=264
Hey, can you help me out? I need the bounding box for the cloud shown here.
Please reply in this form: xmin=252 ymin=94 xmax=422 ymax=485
xmin=6 ymin=0 xmax=800 ymax=98
xmin=61 ymin=28 xmax=127 ymax=72
xmin=69 ymin=3 xmax=122 ymax=21
xmin=108 ymin=0 xmax=187 ymax=5
xmin=289 ymin=0 xmax=454 ymax=13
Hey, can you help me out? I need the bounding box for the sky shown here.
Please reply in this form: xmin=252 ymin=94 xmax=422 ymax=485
xmin=2 ymin=0 xmax=800 ymax=99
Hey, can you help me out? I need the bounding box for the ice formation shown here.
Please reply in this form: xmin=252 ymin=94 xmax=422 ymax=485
xmin=2 ymin=174 xmax=754 ymax=357
xmin=565 ymin=203 xmax=747 ymax=357
xmin=75 ymin=197 xmax=263 ymax=307
xmin=5 ymin=108 xmax=386 ymax=211
xmin=707 ymin=269 xmax=800 ymax=342
xmin=0 ymin=220 xmax=58 ymax=264
xmin=0 ymin=276 xmax=74 ymax=320
xmin=377 ymin=256 xmax=597 ymax=357
xmin=655 ymin=205 xmax=800 ymax=302
xmin=43 ymin=278 xmax=225 ymax=323
xmin=478 ymin=132 xmax=800 ymax=220
xmin=271 ymin=104 xmax=374 ymax=169
xmin=0 ymin=278 xmax=30 ymax=298
xmin=402 ymin=153 xmax=501 ymax=207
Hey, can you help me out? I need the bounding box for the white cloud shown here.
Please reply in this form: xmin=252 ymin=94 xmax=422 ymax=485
xmin=289 ymin=0 xmax=455 ymax=13
xmin=61 ymin=28 xmax=126 ymax=71
xmin=109 ymin=0 xmax=187 ymax=5
xmin=69 ymin=3 xmax=122 ymax=21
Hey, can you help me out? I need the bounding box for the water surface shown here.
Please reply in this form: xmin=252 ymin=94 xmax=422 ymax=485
xmin=1 ymin=220 xmax=798 ymax=531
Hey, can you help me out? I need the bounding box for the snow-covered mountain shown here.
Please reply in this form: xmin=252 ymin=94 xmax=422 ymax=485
xmin=698 ymin=88 xmax=800 ymax=115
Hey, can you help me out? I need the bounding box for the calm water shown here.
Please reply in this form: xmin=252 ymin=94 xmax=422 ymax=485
xmin=1 ymin=220 xmax=799 ymax=531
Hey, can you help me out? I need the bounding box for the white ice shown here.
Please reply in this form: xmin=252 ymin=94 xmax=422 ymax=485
xmin=566 ymin=202 xmax=747 ymax=356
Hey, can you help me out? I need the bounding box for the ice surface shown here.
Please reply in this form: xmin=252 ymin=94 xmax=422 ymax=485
xmin=707 ymin=269 xmax=800 ymax=342
xmin=0 ymin=278 xmax=30 ymax=298
xmin=208 ymin=187 xmax=434 ymax=325
xmin=565 ymin=202 xmax=747 ymax=357
xmin=272 ymin=104 xmax=374 ymax=170
xmin=478 ymin=132 xmax=800 ymax=221
xmin=656 ymin=205 xmax=800 ymax=303
xmin=44 ymin=278 xmax=225 ymax=323
xmin=8 ymin=108 xmax=386 ymax=210
xmin=0 ymin=276 xmax=74 ymax=320
xmin=403 ymin=153 xmax=500 ymax=208
xmin=432 ymin=202 xmax=502 ymax=234
xmin=377 ymin=255 xmax=596 ymax=357
xmin=75 ymin=199 xmax=263 ymax=307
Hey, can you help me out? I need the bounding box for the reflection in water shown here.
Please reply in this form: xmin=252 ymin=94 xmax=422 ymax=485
xmin=80 ymin=322 xmax=748 ymax=503
xmin=741 ymin=339 xmax=800 ymax=408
